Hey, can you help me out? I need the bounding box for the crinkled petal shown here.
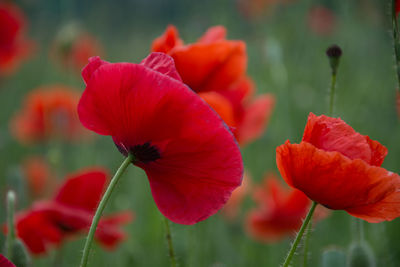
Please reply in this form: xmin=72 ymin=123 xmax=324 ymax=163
xmin=140 ymin=52 xmax=182 ymax=82
xmin=54 ymin=168 xmax=108 ymax=212
xmin=276 ymin=141 xmax=400 ymax=222
xmin=302 ymin=113 xmax=387 ymax=166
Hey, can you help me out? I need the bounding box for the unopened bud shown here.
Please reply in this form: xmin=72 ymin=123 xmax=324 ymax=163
xmin=326 ymin=45 xmax=342 ymax=75
xmin=10 ymin=239 xmax=31 ymax=267
xmin=347 ymin=241 xmax=376 ymax=267
xmin=321 ymin=247 xmax=346 ymax=267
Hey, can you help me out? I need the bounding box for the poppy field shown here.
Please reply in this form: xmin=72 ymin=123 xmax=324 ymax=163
xmin=1 ymin=0 xmax=400 ymax=266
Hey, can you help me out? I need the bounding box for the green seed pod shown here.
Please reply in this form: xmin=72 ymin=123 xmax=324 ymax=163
xmin=347 ymin=242 xmax=376 ymax=267
xmin=321 ymin=247 xmax=346 ymax=267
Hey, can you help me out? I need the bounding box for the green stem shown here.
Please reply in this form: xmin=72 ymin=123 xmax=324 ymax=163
xmin=80 ymin=154 xmax=134 ymax=267
xmin=163 ymin=217 xmax=177 ymax=267
xmin=302 ymin=221 xmax=313 ymax=267
xmin=282 ymin=201 xmax=318 ymax=267
xmin=6 ymin=191 xmax=16 ymax=260
xmin=328 ymin=73 xmax=337 ymax=117
xmin=392 ymin=0 xmax=400 ymax=90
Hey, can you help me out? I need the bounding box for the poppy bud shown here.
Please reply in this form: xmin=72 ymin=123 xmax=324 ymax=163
xmin=347 ymin=241 xmax=376 ymax=267
xmin=321 ymin=247 xmax=346 ymax=267
xmin=9 ymin=239 xmax=31 ymax=267
xmin=326 ymin=45 xmax=342 ymax=75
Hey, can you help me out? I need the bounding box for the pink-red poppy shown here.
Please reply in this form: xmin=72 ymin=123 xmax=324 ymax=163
xmin=307 ymin=5 xmax=336 ymax=36
xmin=276 ymin=113 xmax=400 ymax=223
xmin=10 ymin=85 xmax=89 ymax=144
xmin=0 ymin=3 xmax=33 ymax=76
xmin=14 ymin=168 xmax=133 ymax=254
xmin=246 ymin=173 xmax=328 ymax=242
xmin=78 ymin=52 xmax=243 ymax=225
xmin=152 ymin=26 xmax=275 ymax=146
xmin=50 ymin=24 xmax=104 ymax=72
xmin=0 ymin=254 xmax=15 ymax=267
xmin=22 ymin=156 xmax=53 ymax=198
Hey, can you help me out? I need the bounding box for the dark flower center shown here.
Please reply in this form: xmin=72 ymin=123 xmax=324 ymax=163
xmin=130 ymin=142 xmax=161 ymax=163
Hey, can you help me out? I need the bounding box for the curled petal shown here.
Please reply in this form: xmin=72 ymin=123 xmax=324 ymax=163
xmin=198 ymin=25 xmax=227 ymax=43
xmin=140 ymin=52 xmax=182 ymax=81
xmin=82 ymin=56 xmax=109 ymax=84
xmin=151 ymin=25 xmax=183 ymax=54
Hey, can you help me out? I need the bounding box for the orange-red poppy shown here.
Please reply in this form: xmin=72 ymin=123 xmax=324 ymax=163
xmin=10 ymin=85 xmax=89 ymax=144
xmin=152 ymin=25 xmax=246 ymax=93
xmin=276 ymin=113 xmax=400 ymax=223
xmin=0 ymin=2 xmax=34 ymax=76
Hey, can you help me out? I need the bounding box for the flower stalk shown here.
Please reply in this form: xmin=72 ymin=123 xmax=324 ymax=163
xmin=282 ymin=201 xmax=318 ymax=267
xmin=80 ymin=154 xmax=134 ymax=267
xmin=6 ymin=191 xmax=16 ymax=260
xmin=163 ymin=217 xmax=177 ymax=267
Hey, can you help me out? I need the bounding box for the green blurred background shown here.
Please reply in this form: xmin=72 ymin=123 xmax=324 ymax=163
xmin=1 ymin=0 xmax=399 ymax=266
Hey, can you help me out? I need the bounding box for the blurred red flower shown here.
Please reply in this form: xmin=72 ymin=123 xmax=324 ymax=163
xmin=0 ymin=3 xmax=33 ymax=76
xmin=22 ymin=156 xmax=54 ymax=198
xmin=78 ymin=53 xmax=243 ymax=225
xmin=0 ymin=254 xmax=16 ymax=267
xmin=50 ymin=23 xmax=104 ymax=72
xmin=10 ymin=85 xmax=89 ymax=144
xmin=396 ymin=0 xmax=400 ymax=17
xmin=221 ymin=171 xmax=252 ymax=220
xmin=307 ymin=5 xmax=336 ymax=36
xmin=14 ymin=168 xmax=133 ymax=255
xmin=276 ymin=113 xmax=400 ymax=223
xmin=246 ymin=173 xmax=328 ymax=242
xmin=236 ymin=0 xmax=295 ymax=20
xmin=152 ymin=26 xmax=275 ymax=146
xmin=246 ymin=174 xmax=309 ymax=242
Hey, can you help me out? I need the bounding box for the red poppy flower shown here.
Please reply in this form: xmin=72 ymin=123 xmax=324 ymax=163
xmin=246 ymin=173 xmax=328 ymax=242
xmin=10 ymin=85 xmax=90 ymax=144
xmin=0 ymin=3 xmax=33 ymax=76
xmin=14 ymin=168 xmax=133 ymax=254
xmin=0 ymin=254 xmax=16 ymax=267
xmin=307 ymin=5 xmax=336 ymax=36
xmin=276 ymin=113 xmax=400 ymax=223
xmin=50 ymin=23 xmax=104 ymax=72
xmin=152 ymin=26 xmax=274 ymax=146
xmin=22 ymin=156 xmax=54 ymax=198
xmin=396 ymin=0 xmax=400 ymax=18
xmin=152 ymin=25 xmax=247 ymax=93
xmin=199 ymin=77 xmax=275 ymax=146
xmin=78 ymin=52 xmax=243 ymax=225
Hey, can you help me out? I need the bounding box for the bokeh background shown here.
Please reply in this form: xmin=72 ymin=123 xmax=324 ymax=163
xmin=1 ymin=0 xmax=399 ymax=266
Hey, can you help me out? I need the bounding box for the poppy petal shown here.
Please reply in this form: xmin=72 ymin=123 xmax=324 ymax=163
xmin=302 ymin=113 xmax=387 ymax=166
xmin=0 ymin=254 xmax=15 ymax=267
xmin=276 ymin=141 xmax=400 ymax=222
xmin=237 ymin=94 xmax=275 ymax=145
xmin=54 ymin=168 xmax=108 ymax=212
xmin=82 ymin=56 xmax=109 ymax=84
xmin=198 ymin=25 xmax=227 ymax=43
xmin=140 ymin=52 xmax=182 ymax=81
xmin=151 ymin=25 xmax=183 ymax=54
xmin=171 ymin=41 xmax=247 ymax=92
